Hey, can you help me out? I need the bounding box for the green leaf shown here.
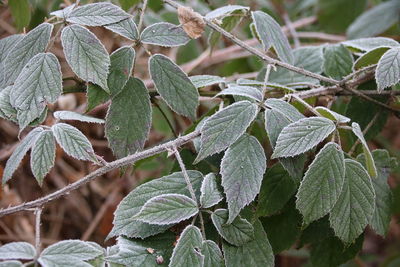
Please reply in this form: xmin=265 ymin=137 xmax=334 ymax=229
xmin=376 ymin=47 xmax=400 ymax=92
xmin=296 ymin=142 xmax=345 ymax=225
xmin=0 ymin=261 xmax=22 ymax=267
xmin=3 ymin=23 xmax=53 ymax=86
xmin=323 ymin=44 xmax=353 ymax=80
xmin=342 ymin=37 xmax=399 ymax=52
xmin=195 ymin=101 xmax=258 ymax=163
xmin=329 ymin=159 xmax=375 ymax=243
xmin=251 ymin=11 xmax=293 ymax=64
xmin=50 ymin=4 xmax=75 ymax=19
xmin=105 ymin=18 xmax=139 ymax=41
xmin=205 ymin=5 xmax=249 ymax=20
xmin=200 ymin=173 xmax=223 ymax=208
xmin=134 ymin=193 xmax=199 ymax=225
xmin=217 ymin=85 xmax=263 ymax=102
xmin=86 ymin=84 xmax=110 ymax=112
xmin=0 ymin=86 xmax=17 ymax=122
xmin=222 ymin=220 xmax=274 ymax=267
xmin=352 ymin=122 xmax=377 ymax=178
xmin=118 ymin=0 xmax=140 ymax=11
xmin=105 ymin=78 xmax=151 ymax=159
xmin=169 ymin=225 xmax=204 ymax=267
xmin=272 ymin=117 xmax=336 ymax=158
xmin=51 ymin=123 xmax=96 ymax=162
xmin=189 ymin=75 xmax=225 ymax=88
xmin=0 ymin=242 xmax=36 ymax=260
xmin=30 ymin=130 xmax=56 ymax=185
xmin=67 ymin=2 xmax=130 ymax=26
xmin=264 ymin=98 xmax=305 ymax=122
xmin=0 ymin=34 xmax=23 ymax=86
xmin=109 ymin=171 xmax=203 ymax=239
xmin=314 ymin=106 xmax=350 ymax=123
xmin=211 ymin=209 xmax=254 ymax=246
xmin=202 ymin=240 xmax=224 ymax=267
xmin=108 ymin=46 xmax=135 ymax=96
xmin=353 ymin=46 xmax=391 ymax=71
xmin=8 ymin=0 xmax=31 ymax=31
xmin=221 ymin=134 xmax=266 ymax=222
xmin=54 ymin=111 xmax=105 ymax=124
xmin=149 ymin=54 xmax=199 ymax=120
xmin=347 ymin=0 xmax=400 ymax=39
xmin=107 ymin=233 xmax=174 ymax=267
xmin=256 ymin=163 xmax=297 ymax=217
xmin=61 ymin=25 xmax=110 ymax=91
xmin=10 ymin=53 xmax=62 ymax=129
xmin=141 ymin=23 xmax=190 ymax=47
xmin=357 ymin=150 xmax=396 ymax=236
xmin=2 ymin=127 xmax=43 ymax=184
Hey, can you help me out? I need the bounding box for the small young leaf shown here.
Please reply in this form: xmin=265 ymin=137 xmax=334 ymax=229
xmin=353 ymin=46 xmax=391 ymax=71
xmin=169 ymin=225 xmax=204 ymax=267
xmin=61 ymin=25 xmax=110 ymax=91
xmin=105 ymin=18 xmax=139 ymax=41
xmin=296 ymin=142 xmax=345 ymax=224
xmin=189 ymin=75 xmax=225 ymax=88
xmin=329 ymin=159 xmax=375 ymax=243
xmin=105 ymin=78 xmax=151 ymax=159
xmin=205 ymin=5 xmax=249 ymax=20
xmin=342 ymin=37 xmax=399 ymax=52
xmin=375 ymin=47 xmax=400 ymax=91
xmin=195 ymin=101 xmax=258 ymax=163
xmin=54 ymin=111 xmax=105 ymax=124
xmin=30 ymin=130 xmax=56 ymax=185
xmin=3 ymin=23 xmax=53 ymax=86
xmin=211 ymin=209 xmax=254 ymax=246
xmin=323 ymin=44 xmax=353 ymax=80
xmin=50 ymin=4 xmax=75 ymax=19
xmin=252 ymin=11 xmax=293 ymax=64
xmin=202 ymin=240 xmax=224 ymax=267
xmin=134 ymin=193 xmax=199 ymax=225
xmin=2 ymin=127 xmax=43 ymax=184
xmin=216 ymin=85 xmax=263 ymax=102
xmin=0 ymin=242 xmax=36 ymax=260
xmin=200 ymin=173 xmax=223 ymax=208
xmin=149 ymin=54 xmax=199 ymax=120
xmin=51 ymin=123 xmax=96 ymax=162
xmin=67 ymin=2 xmax=130 ymax=26
xmin=352 ymin=122 xmax=377 ymax=178
xmin=272 ymin=117 xmax=336 ymax=158
xmin=221 ymin=134 xmax=266 ymax=223
xmin=141 ymin=22 xmax=190 ymax=47
xmin=108 ymin=46 xmax=135 ymax=96
xmin=314 ymin=106 xmax=350 ymax=123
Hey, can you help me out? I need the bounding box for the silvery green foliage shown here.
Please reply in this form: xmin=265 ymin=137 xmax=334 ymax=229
xmin=141 ymin=23 xmax=190 ymax=47
xmin=30 ymin=130 xmax=56 ymax=185
xmin=108 ymin=46 xmax=135 ymax=96
xmin=0 ymin=261 xmax=22 ymax=267
xmin=54 ymin=111 xmax=105 ymax=124
xmin=0 ymin=34 xmax=23 ymax=87
xmin=314 ymin=107 xmax=351 ymax=123
xmin=323 ymin=44 xmax=354 ymax=80
xmin=104 ymin=18 xmax=139 ymax=41
xmin=189 ymin=75 xmax=225 ymax=88
xmin=0 ymin=86 xmax=17 ymax=122
xmin=0 ymin=242 xmax=36 ymax=260
xmin=375 ymin=47 xmax=400 ymax=91
xmin=205 ymin=5 xmax=249 ymax=20
xmin=169 ymin=225 xmax=204 ymax=267
xmin=61 ymin=25 xmax=110 ymax=90
xmin=342 ymin=37 xmax=399 ymax=52
xmin=200 ymin=173 xmax=223 ymax=208
xmin=149 ymin=54 xmax=199 ymax=120
xmin=352 ymin=122 xmax=377 ymax=177
xmin=50 ymin=4 xmax=75 ymax=19
xmin=202 ymin=240 xmax=224 ymax=267
xmin=216 ymin=85 xmax=263 ymax=102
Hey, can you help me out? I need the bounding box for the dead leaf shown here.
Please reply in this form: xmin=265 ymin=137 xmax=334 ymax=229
xmin=178 ymin=6 xmax=205 ymax=39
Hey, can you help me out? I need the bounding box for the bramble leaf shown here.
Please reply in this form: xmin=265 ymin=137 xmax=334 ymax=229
xmin=352 ymin=122 xmax=377 ymax=178
xmin=375 ymin=47 xmax=400 ymax=91
xmin=30 ymin=130 xmax=56 ymax=185
xmin=323 ymin=44 xmax=353 ymax=80
xmin=105 ymin=18 xmax=139 ymax=41
xmin=189 ymin=75 xmax=225 ymax=88
xmin=0 ymin=242 xmax=36 ymax=260
xmin=202 ymin=240 xmax=224 ymax=267
xmin=54 ymin=111 xmax=104 ymax=124
xmin=200 ymin=173 xmax=223 ymax=208
xmin=216 ymin=85 xmax=263 ymax=102
xmin=169 ymin=225 xmax=204 ymax=267
xmin=141 ymin=23 xmax=190 ymax=47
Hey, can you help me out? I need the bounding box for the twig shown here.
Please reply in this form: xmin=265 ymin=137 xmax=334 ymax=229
xmin=137 ymin=0 xmax=148 ymax=32
xmin=34 ymin=207 xmax=43 ymax=267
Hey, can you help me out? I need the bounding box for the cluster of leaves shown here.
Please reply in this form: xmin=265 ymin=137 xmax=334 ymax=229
xmin=0 ymin=0 xmax=400 ymax=267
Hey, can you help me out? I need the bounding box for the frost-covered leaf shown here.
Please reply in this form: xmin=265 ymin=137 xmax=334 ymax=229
xmin=221 ymin=134 xmax=266 ymax=223
xmin=51 ymin=123 xmax=96 ymax=162
xmin=105 ymin=78 xmax=151 ymax=159
xmin=169 ymin=225 xmax=204 ymax=267
xmin=30 ymin=130 xmax=56 ymax=185
xmin=202 ymin=240 xmax=223 ymax=267
xmin=86 ymin=84 xmax=110 ymax=112
xmin=107 ymin=233 xmax=175 ymax=267
xmin=39 ymin=240 xmax=103 ymax=267
xmin=211 ymin=209 xmax=254 ymax=246
xmin=329 ymin=159 xmax=375 ymax=243
xmin=264 ymin=98 xmax=304 ymax=122
xmin=347 ymin=0 xmax=400 ymax=39
xmin=353 ymin=46 xmax=391 ymax=71
xmin=189 ymin=75 xmax=225 ymax=88
xmin=0 ymin=242 xmax=36 ymax=260
xmin=3 ymin=23 xmax=53 ymax=86
xmin=141 ymin=23 xmax=190 ymax=47
xmin=134 ymin=193 xmax=198 ymax=225
xmin=352 ymin=122 xmax=377 ymax=178
xmin=105 ymin=18 xmax=138 ymax=41
xmin=61 ymin=25 xmax=110 ymax=90
xmin=0 ymin=34 xmax=23 ymax=87
xmin=0 ymin=86 xmax=17 ymax=122
xmin=222 ymin=220 xmax=274 ymax=267
xmin=342 ymin=37 xmax=399 ymax=52
xmin=200 ymin=173 xmax=223 ymax=208
xmin=376 ymin=47 xmax=400 ymax=91
xmin=50 ymin=4 xmax=75 ymax=19
xmin=256 ymin=163 xmax=296 ymax=217
xmin=205 ymin=5 xmax=249 ymax=19
xmin=67 ymin=2 xmax=130 ymax=26
xmin=195 ymin=101 xmax=258 ymax=163
xmin=2 ymin=127 xmax=43 ymax=184
xmin=108 ymin=46 xmax=135 ymax=96
xmin=296 ymin=142 xmax=345 ymax=224
xmin=54 ymin=111 xmax=104 ymax=124
xmin=323 ymin=44 xmax=353 ymax=80
xmin=217 ymin=85 xmax=263 ymax=102
xmin=252 ymin=11 xmax=293 ymax=64
xmin=272 ymin=117 xmax=335 ymax=158
xmin=0 ymin=261 xmax=22 ymax=267
xmin=10 ymin=53 xmax=62 ymax=129
xmin=358 ymin=150 xmax=396 ymax=236
xmin=314 ymin=106 xmax=351 ymax=123
xmin=109 ymin=171 xmax=203 ymax=239
xmin=149 ymin=54 xmax=198 ymax=120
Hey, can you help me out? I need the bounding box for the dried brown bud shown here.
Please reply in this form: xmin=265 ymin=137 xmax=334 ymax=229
xmin=177 ymin=6 xmax=205 ymax=39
